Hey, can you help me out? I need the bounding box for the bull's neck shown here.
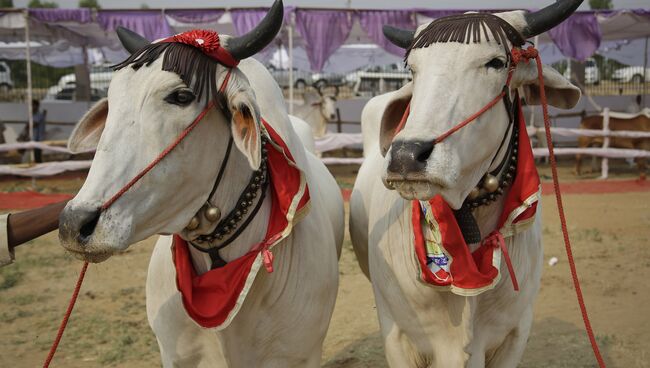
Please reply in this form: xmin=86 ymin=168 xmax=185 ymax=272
xmin=188 ymin=150 xmax=271 ymax=275
xmin=295 ymin=104 xmax=325 ymax=134
xmin=470 ymin=115 xmax=516 ymax=246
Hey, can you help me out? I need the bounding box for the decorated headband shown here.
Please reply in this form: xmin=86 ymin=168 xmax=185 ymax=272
xmin=159 ymin=30 xmax=239 ymax=68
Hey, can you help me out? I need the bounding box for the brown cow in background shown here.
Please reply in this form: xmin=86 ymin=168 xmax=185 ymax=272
xmin=575 ymin=110 xmax=650 ymax=179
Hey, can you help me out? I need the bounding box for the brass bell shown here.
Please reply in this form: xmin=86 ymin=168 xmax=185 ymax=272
xmin=483 ymin=174 xmax=499 ymax=193
xmin=204 ymin=206 xmax=221 ymax=223
xmin=468 ymin=186 xmax=481 ymax=200
xmin=186 ymin=216 xmax=200 ymax=231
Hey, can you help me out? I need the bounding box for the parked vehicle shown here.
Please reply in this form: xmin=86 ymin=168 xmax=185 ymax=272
xmin=44 ymin=64 xmax=114 ymax=100
xmin=267 ymin=65 xmax=313 ymax=89
xmin=0 ymin=61 xmax=14 ymax=93
xmin=563 ymin=58 xmax=600 ymax=85
xmin=346 ymin=63 xmax=411 ymax=97
xmin=51 ymin=86 xmax=106 ymax=101
xmin=311 ymin=72 xmax=347 ymax=89
xmin=612 ymin=66 xmax=650 ymax=83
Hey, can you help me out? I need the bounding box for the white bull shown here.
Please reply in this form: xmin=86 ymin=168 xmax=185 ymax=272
xmin=58 ymin=2 xmax=344 ymax=366
xmin=350 ymin=2 xmax=582 ymax=367
xmin=292 ymin=90 xmax=338 ymax=139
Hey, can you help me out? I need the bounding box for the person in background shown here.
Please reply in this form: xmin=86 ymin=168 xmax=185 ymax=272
xmin=32 ymin=99 xmax=47 ymax=163
xmin=0 ymin=200 xmax=68 ymax=267
xmin=626 ymin=95 xmax=642 ymax=114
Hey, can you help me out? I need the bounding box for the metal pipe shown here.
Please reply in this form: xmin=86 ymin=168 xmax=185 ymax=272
xmin=288 ymin=11 xmax=294 ymax=115
xmin=24 ymin=10 xmax=34 ymax=166
xmin=640 ymin=37 xmax=650 ymax=109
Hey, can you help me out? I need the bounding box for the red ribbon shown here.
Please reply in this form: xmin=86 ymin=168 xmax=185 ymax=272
xmin=482 ymin=231 xmax=519 ymax=291
xmin=160 ymin=29 xmax=239 ymax=68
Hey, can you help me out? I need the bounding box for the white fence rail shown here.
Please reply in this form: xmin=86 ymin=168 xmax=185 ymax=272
xmin=1 ymin=111 xmax=648 ymax=177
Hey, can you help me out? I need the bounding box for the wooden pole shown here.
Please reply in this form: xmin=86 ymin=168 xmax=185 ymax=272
xmin=600 ymin=108 xmax=610 ymax=180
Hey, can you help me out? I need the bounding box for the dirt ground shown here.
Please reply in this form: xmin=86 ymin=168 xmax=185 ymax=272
xmin=1 ymin=164 xmax=649 ymax=367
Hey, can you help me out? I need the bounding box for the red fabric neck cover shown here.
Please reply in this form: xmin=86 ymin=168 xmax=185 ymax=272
xmin=173 ymin=121 xmax=309 ymax=328
xmin=412 ymin=100 xmax=540 ymax=294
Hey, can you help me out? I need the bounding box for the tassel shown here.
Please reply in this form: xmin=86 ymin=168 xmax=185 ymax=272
xmin=262 ymin=248 xmax=274 ymax=273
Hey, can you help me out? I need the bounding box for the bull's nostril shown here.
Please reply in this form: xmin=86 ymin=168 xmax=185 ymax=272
xmin=417 ymin=143 xmax=434 ymax=163
xmin=389 ymin=140 xmax=436 ymax=176
xmin=79 ymin=210 xmax=101 ymax=243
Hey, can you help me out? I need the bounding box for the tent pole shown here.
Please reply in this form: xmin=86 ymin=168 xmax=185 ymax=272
xmin=642 ymin=37 xmax=650 ymax=107
xmin=288 ymin=11 xmax=294 ymax=115
xmin=24 ymin=10 xmax=34 ymax=166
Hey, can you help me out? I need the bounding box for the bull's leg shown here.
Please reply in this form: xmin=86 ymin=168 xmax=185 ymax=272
xmin=484 ymin=307 xmax=533 ymax=368
xmin=590 ymin=155 xmax=598 ymax=174
xmin=147 ymin=236 xmax=227 ymax=368
xmin=377 ymin=294 xmax=469 ymax=368
xmin=636 ymin=157 xmax=647 ymax=180
xmin=574 ymin=154 xmax=583 ymax=176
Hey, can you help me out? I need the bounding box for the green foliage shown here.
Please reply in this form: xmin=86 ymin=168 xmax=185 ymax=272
xmin=2 ymin=60 xmax=74 ymax=89
xmin=589 ymin=0 xmax=613 ymax=9
xmin=27 ymin=0 xmax=58 ymax=8
xmin=0 ymin=0 xmax=14 ymax=8
xmin=140 ymin=3 xmax=149 ymax=9
xmin=78 ymin=0 xmax=100 ymax=8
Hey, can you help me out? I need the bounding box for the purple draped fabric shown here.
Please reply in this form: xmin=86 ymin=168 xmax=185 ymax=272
xmin=548 ymin=13 xmax=601 ymax=61
xmin=415 ymin=9 xmax=466 ymax=19
xmin=230 ymin=9 xmax=268 ymax=36
xmin=97 ymin=11 xmax=173 ymax=41
xmin=29 ymin=9 xmax=91 ymax=23
xmin=165 ymin=9 xmax=225 ymax=24
xmin=295 ymin=10 xmax=353 ymax=71
xmin=358 ymin=10 xmax=417 ymax=57
xmin=230 ymin=7 xmax=294 ymax=35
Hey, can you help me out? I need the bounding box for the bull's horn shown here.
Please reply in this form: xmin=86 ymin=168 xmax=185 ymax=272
xmin=224 ymin=0 xmax=284 ymax=61
xmin=116 ymin=26 xmax=150 ymax=54
xmin=522 ymin=0 xmax=583 ymax=38
xmin=382 ymin=25 xmax=416 ymax=50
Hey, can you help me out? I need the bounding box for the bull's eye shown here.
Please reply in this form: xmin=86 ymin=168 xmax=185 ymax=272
xmin=165 ymin=88 xmax=196 ymax=106
xmin=485 ymin=58 xmax=506 ymax=70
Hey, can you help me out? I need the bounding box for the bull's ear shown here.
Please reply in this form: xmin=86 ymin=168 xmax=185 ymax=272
xmin=512 ymin=63 xmax=581 ymax=109
xmin=229 ymin=91 xmax=262 ymax=170
xmin=68 ymin=98 xmax=108 ymax=153
xmin=378 ymin=82 xmax=413 ymax=156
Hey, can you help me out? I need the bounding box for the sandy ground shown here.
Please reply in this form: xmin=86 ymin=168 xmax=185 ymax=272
xmin=1 ymin=166 xmax=649 ymax=367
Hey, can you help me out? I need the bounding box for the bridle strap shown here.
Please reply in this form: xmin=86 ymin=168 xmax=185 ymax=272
xmin=99 ymin=69 xmax=233 ymax=213
xmin=206 ymin=136 xmax=234 ymax=203
xmin=393 ymin=45 xmax=540 ymax=146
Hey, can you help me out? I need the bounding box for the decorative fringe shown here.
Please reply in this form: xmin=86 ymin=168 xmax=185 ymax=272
xmin=113 ymin=43 xmax=222 ymax=107
xmin=406 ymin=13 xmax=525 ymax=60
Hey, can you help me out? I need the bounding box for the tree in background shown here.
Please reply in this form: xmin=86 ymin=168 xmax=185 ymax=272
xmin=0 ymin=0 xmax=13 ymax=8
xmin=589 ymin=0 xmax=614 ymax=9
xmin=79 ymin=0 xmax=101 ymax=9
xmin=27 ymin=0 xmax=58 ymax=8
xmin=140 ymin=3 xmax=150 ymax=9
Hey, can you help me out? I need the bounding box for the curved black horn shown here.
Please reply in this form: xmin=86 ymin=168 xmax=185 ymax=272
xmin=383 ymin=25 xmax=416 ymax=50
xmin=224 ymin=0 xmax=284 ymax=61
xmin=522 ymin=0 xmax=584 ymax=38
xmin=116 ymin=26 xmax=150 ymax=54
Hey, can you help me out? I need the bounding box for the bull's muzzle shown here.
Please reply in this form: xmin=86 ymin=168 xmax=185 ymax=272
xmin=59 ymin=203 xmax=102 ymax=251
xmin=387 ymin=140 xmax=435 ymax=178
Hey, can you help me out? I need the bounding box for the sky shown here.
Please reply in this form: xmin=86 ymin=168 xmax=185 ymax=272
xmin=11 ymin=0 xmax=650 ymax=9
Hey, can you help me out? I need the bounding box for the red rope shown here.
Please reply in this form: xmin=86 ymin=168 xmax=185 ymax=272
xmin=44 ymin=70 xmax=233 ymax=367
xmin=533 ymin=51 xmax=607 ymax=368
xmin=43 ymin=261 xmax=88 ymax=368
xmin=434 ymin=91 xmax=506 ymax=144
xmin=101 ymin=99 xmax=217 ymax=211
